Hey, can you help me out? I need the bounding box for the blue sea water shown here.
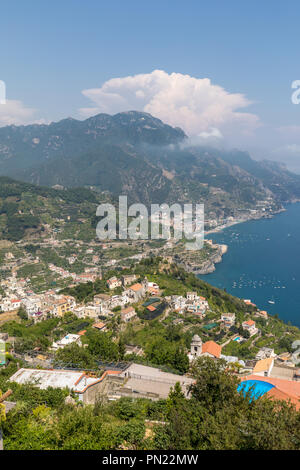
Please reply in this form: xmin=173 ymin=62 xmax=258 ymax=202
xmin=198 ymin=203 xmax=300 ymax=327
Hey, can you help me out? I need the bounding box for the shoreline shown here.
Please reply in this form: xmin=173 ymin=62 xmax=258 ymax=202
xmin=200 ymin=205 xmax=290 ymax=275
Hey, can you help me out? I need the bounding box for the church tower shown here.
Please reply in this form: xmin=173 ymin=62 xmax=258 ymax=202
xmin=190 ymin=334 xmax=202 ymax=357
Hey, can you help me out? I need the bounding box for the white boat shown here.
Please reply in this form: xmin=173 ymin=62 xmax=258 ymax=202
xmin=268 ymin=300 xmax=275 ymax=304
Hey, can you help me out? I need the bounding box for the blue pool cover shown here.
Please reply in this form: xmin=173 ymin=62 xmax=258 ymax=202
xmin=237 ymin=379 xmax=275 ymax=399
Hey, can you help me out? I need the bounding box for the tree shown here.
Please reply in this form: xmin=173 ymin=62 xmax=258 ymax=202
xmin=86 ymin=330 xmax=119 ymax=361
xmin=55 ymin=343 xmax=97 ymax=369
xmin=17 ymin=306 xmax=28 ymax=321
xmin=172 ymin=347 xmax=189 ymax=374
xmin=188 ymin=356 xmax=242 ymax=412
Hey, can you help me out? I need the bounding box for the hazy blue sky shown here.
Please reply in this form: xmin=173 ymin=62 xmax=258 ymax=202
xmin=1 ymin=0 xmax=300 ymax=169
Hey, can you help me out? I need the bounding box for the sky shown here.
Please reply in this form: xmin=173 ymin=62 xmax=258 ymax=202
xmin=1 ymin=0 xmax=300 ymax=170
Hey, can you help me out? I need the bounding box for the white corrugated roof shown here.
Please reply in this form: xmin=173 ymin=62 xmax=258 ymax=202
xmin=9 ymin=368 xmax=99 ymax=392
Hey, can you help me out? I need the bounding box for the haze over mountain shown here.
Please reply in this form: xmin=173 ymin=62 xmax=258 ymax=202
xmin=0 ymin=111 xmax=300 ymax=218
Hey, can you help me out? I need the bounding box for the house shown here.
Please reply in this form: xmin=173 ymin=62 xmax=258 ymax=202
xmin=30 ymin=311 xmax=46 ymax=324
xmin=147 ymin=282 xmax=160 ymax=295
xmin=94 ymin=294 xmax=111 ymax=312
xmin=107 ymin=277 xmax=122 ymax=290
xmin=255 ymin=347 xmax=276 ymax=360
xmin=9 ymin=368 xmax=120 ymax=405
xmin=93 ymin=322 xmax=107 ymax=331
xmin=202 ymin=341 xmax=222 ymax=359
xmin=121 ymin=274 xmax=137 ymax=287
xmin=242 ymin=319 xmax=258 ymax=336
xmin=128 ymin=281 xmax=147 ymax=302
xmin=84 ymin=305 xmax=101 ymax=319
xmin=120 ymin=307 xmax=137 ymax=322
xmin=253 ymin=357 xmax=274 ymax=377
xmin=257 ymin=310 xmax=268 ymax=319
xmin=186 ymin=292 xmax=197 ymax=301
xmin=124 ymin=345 xmax=144 ymax=357
xmin=51 ymin=334 xmax=81 ymax=351
xmin=52 ymin=296 xmax=76 ymax=317
xmin=0 ymin=298 xmax=21 ymax=312
xmin=170 ymin=295 xmax=186 ymax=313
xmin=221 ymin=312 xmax=235 ymax=328
xmin=74 ymin=273 xmax=99 ymax=283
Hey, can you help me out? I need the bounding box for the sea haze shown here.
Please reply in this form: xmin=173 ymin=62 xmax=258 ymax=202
xmin=199 ymin=203 xmax=300 ymax=327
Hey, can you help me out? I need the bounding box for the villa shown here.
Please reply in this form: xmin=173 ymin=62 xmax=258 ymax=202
xmin=221 ymin=312 xmax=236 ymax=327
xmin=107 ymin=277 xmax=122 ymax=290
xmin=120 ymin=306 xmax=137 ymax=322
xmin=51 ymin=333 xmax=82 ymax=351
xmin=242 ymin=319 xmax=258 ymax=336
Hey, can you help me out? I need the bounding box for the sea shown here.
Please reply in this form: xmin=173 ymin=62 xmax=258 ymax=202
xmin=198 ymin=203 xmax=300 ymax=327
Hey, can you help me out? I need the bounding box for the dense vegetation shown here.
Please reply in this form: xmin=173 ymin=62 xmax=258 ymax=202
xmin=0 ymin=176 xmax=109 ymax=241
xmin=1 ymin=357 xmax=299 ymax=450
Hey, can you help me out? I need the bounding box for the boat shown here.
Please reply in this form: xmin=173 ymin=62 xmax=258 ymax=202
xmin=268 ymin=300 xmax=275 ymax=304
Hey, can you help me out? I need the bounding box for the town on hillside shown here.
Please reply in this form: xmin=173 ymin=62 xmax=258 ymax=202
xmin=1 ymin=256 xmax=300 ymax=412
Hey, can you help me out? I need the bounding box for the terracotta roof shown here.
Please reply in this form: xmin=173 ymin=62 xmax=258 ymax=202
xmin=129 ymin=283 xmax=143 ymax=292
xmin=253 ymin=357 xmax=273 ymax=373
xmin=93 ymin=322 xmax=106 ymax=330
xmin=241 ymin=374 xmax=300 ymax=410
xmin=266 ymin=388 xmax=300 ymax=409
xmin=202 ymin=341 xmax=221 ymax=358
xmin=121 ymin=307 xmax=135 ymax=314
xmin=78 ymin=330 xmax=86 ymax=336
xmin=146 ymin=305 xmax=156 ymax=312
xmin=243 ymin=320 xmax=255 ymax=326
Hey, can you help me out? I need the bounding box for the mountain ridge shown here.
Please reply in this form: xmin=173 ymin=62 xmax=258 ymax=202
xmin=0 ymin=111 xmax=299 ymax=218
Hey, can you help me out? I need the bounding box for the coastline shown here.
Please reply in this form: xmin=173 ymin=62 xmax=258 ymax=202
xmin=199 ymin=206 xmax=288 ymax=275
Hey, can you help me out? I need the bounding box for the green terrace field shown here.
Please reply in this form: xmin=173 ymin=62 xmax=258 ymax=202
xmin=0 ymin=176 xmax=111 ymax=242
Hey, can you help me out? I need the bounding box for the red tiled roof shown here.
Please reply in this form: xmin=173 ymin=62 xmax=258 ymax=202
xmin=129 ymin=283 xmax=143 ymax=292
xmin=202 ymin=341 xmax=221 ymax=358
xmin=241 ymin=375 xmax=300 ymax=410
xmin=93 ymin=322 xmax=106 ymax=330
xmin=121 ymin=307 xmax=135 ymax=314
xmin=146 ymin=305 xmax=156 ymax=312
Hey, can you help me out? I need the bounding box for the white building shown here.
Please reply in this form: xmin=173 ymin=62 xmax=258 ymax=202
xmin=9 ymin=368 xmax=107 ymax=404
xmin=51 ymin=334 xmax=81 ymax=351
xmin=221 ymin=312 xmax=235 ymax=327
xmin=121 ymin=307 xmax=137 ymax=322
xmin=242 ymin=320 xmax=258 ymax=336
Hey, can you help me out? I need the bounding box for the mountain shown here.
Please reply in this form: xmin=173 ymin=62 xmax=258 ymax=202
xmin=0 ymin=111 xmax=299 ymax=217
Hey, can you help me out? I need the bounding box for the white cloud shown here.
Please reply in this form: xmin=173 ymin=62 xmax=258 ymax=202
xmin=0 ymin=99 xmax=37 ymax=127
xmin=80 ymin=70 xmax=260 ymax=137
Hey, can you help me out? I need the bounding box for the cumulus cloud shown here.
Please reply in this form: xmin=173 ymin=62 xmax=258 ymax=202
xmin=80 ymin=70 xmax=260 ymax=137
xmin=0 ymin=99 xmax=37 ymax=127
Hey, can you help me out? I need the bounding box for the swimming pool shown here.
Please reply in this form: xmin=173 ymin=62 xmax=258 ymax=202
xmin=237 ymin=379 xmax=275 ymax=399
xmin=233 ymin=337 xmax=240 ymax=341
